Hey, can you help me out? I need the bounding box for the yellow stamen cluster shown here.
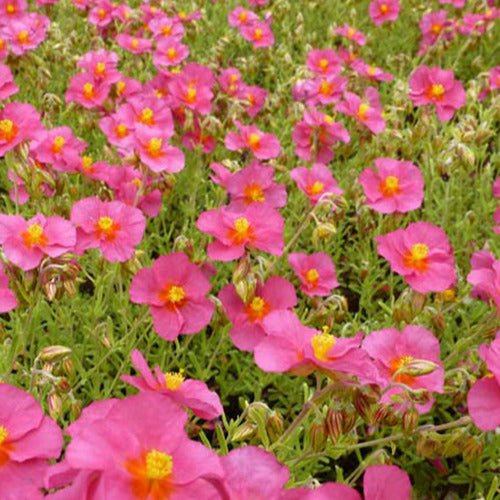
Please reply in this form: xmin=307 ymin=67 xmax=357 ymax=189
xmin=164 ymin=371 xmax=185 ymax=391
xmin=0 ymin=426 xmax=8 ymax=446
xmin=145 ymin=450 xmax=173 ymax=480
xmin=311 ymin=332 xmax=336 ymax=362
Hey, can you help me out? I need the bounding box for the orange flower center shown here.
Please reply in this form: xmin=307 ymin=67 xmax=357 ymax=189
xmin=51 ymin=135 xmax=66 ymax=154
xmin=427 ymin=84 xmax=445 ymax=101
xmin=247 ymin=133 xmax=261 ymax=150
xmin=22 ymin=223 xmax=48 ymax=248
xmin=304 ymin=268 xmax=320 ymax=286
xmin=238 ymin=10 xmax=248 ymax=22
xmin=306 ymin=181 xmax=324 ymax=196
xmin=82 ymin=155 xmax=94 ymax=172
xmin=167 ymin=47 xmax=177 ymax=60
xmin=347 ymin=28 xmax=355 ymax=37
xmin=95 ymin=216 xmax=121 ymax=241
xmin=243 ymin=183 xmax=265 ymax=204
xmin=0 ymin=425 xmax=14 ymax=468
xmin=117 ymin=81 xmax=126 ymax=96
xmin=0 ymin=119 xmax=18 ymax=143
xmin=319 ymin=79 xmax=333 ymax=96
xmin=147 ymin=138 xmax=163 ymax=158
xmin=6 ymin=3 xmax=15 ymax=14
xmin=158 ymin=284 xmax=186 ymax=308
xmin=115 ymin=123 xmax=129 ymax=138
xmin=389 ymin=355 xmax=415 ymax=385
xmin=379 ymin=175 xmax=401 ymax=197
xmin=379 ymin=3 xmax=389 ymax=14
xmin=367 ymin=65 xmax=377 ymax=76
xmin=318 ymin=58 xmax=329 ymax=72
xmin=431 ymin=23 xmax=442 ymax=35
xmin=95 ymin=62 xmax=106 ymax=76
xmin=161 ymin=26 xmax=172 ymax=36
xmin=17 ymin=30 xmax=29 ymax=44
xmin=184 ymin=87 xmax=197 ymax=104
xmin=164 ymin=371 xmax=185 ymax=390
xmin=131 ymin=39 xmax=139 ymax=49
xmin=97 ymin=8 xmax=106 ymax=19
xmin=138 ymin=108 xmax=155 ymax=126
xmin=126 ymin=449 xmax=174 ymax=500
xmin=253 ymin=28 xmax=263 ymax=41
xmin=83 ymin=82 xmax=95 ymax=100
xmin=245 ymin=296 xmax=270 ymax=322
xmin=311 ymin=332 xmax=336 ymax=362
xmin=403 ymin=243 xmax=429 ymax=273
xmin=228 ymin=217 xmax=254 ymax=245
xmin=358 ymin=103 xmax=370 ymax=120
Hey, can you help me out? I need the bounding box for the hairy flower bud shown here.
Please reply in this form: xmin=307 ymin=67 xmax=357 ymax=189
xmin=326 ymin=408 xmax=343 ymax=443
xmin=38 ymin=345 xmax=72 ymax=363
xmin=309 ymin=421 xmax=327 ymax=452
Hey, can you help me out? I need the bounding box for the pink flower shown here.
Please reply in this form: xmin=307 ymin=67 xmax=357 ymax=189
xmin=336 ymin=23 xmax=366 ymax=45
xmin=219 ymin=446 xmax=289 ymax=499
xmin=71 ymin=197 xmax=146 ymax=262
xmin=153 ymin=38 xmax=190 ymax=71
xmin=65 ymin=72 xmax=111 ymax=109
xmin=358 ymin=158 xmax=424 ymax=213
xmin=0 ymin=62 xmax=17 ymax=99
xmin=88 ymin=0 xmax=114 ymax=27
xmin=0 ymin=383 xmax=63 ymax=497
xmin=467 ymin=250 xmax=500 ymax=311
xmin=121 ymin=349 xmax=222 ymax=420
xmin=129 ymin=253 xmax=214 ymax=341
xmin=0 ymin=102 xmax=42 ymax=157
xmin=254 ymin=311 xmax=377 ymax=382
xmin=98 ymin=106 xmax=136 ymax=152
xmin=240 ymin=20 xmax=274 ymax=48
xmin=0 ymin=214 xmax=75 ymax=271
xmin=303 ymin=75 xmax=348 ymax=106
xmin=363 ymin=325 xmax=445 ymax=413
xmin=368 ymin=0 xmax=400 ymax=25
xmin=306 ymin=49 xmax=342 ymax=76
xmin=292 ymin=110 xmax=350 ymax=163
xmin=290 ymin=163 xmax=343 ymax=206
xmin=408 ymin=65 xmax=466 ymax=122
xmin=351 ymin=59 xmax=394 ymax=82
xmin=467 ymin=333 xmax=500 ymax=431
xmin=219 ymin=276 xmax=297 ymax=351
xmin=438 ymin=0 xmax=466 ymax=6
xmin=225 ymin=121 xmax=281 ymax=160
xmin=31 ymin=126 xmax=87 ymax=173
xmin=149 ymin=16 xmax=185 ymax=42
xmin=135 ymin=123 xmax=185 ymax=173
xmin=222 ymin=161 xmax=287 ymax=210
xmin=77 ymin=49 xmax=121 ymax=84
xmin=2 ymin=13 xmax=49 ymax=55
xmin=0 ymin=0 xmax=27 ymax=17
xmin=196 ymin=203 xmax=284 ymax=261
xmin=116 ymin=34 xmax=152 ymax=54
xmin=419 ymin=11 xmax=452 ymax=48
xmin=218 ymin=67 xmax=243 ymax=95
xmin=288 ymin=252 xmax=339 ymax=297
xmin=228 ymin=6 xmax=259 ymax=28
xmin=168 ymin=62 xmax=214 ymax=115
xmin=127 ymin=95 xmax=175 ymax=136
xmin=61 ymin=393 xmax=223 ymax=499
xmin=0 ymin=263 xmax=17 ymax=312
xmin=336 ymin=87 xmax=386 ymax=134
xmin=374 ymin=222 xmax=456 ymax=293
xmin=237 ymin=84 xmax=268 ymax=118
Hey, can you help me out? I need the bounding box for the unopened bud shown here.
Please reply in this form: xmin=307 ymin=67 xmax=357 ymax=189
xmin=341 ymin=409 xmax=357 ymax=434
xmin=401 ymin=407 xmax=419 ymax=435
xmin=416 ymin=432 xmax=443 ymax=459
xmin=266 ymin=412 xmax=284 ymax=442
xmin=246 ymin=402 xmax=270 ymax=424
xmin=309 ymin=421 xmax=327 ymax=452
xmin=353 ymin=390 xmax=373 ymax=423
xmin=232 ymin=255 xmax=251 ymax=284
xmin=48 ymin=392 xmax=62 ymax=420
xmin=70 ymin=399 xmax=82 ymax=420
xmin=326 ymin=408 xmax=343 ymax=443
xmin=462 ymin=436 xmax=484 ymax=462
xmin=39 ymin=345 xmax=72 ymax=363
xmin=403 ymin=359 xmax=438 ymax=377
xmin=57 ymin=377 xmax=71 ymax=394
xmin=232 ymin=422 xmax=257 ymax=442
xmin=62 ymin=358 xmax=75 ymax=378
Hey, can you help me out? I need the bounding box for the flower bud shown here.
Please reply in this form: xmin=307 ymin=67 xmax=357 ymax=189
xmin=266 ymin=412 xmax=284 ymax=442
xmin=353 ymin=390 xmax=373 ymax=423
xmin=38 ymin=345 xmax=72 ymax=363
xmin=309 ymin=421 xmax=327 ymax=452
xmin=57 ymin=377 xmax=71 ymax=394
xmin=48 ymin=392 xmax=62 ymax=420
xmin=402 ymin=359 xmax=438 ymax=377
xmin=246 ymin=402 xmax=270 ymax=424
xmin=232 ymin=422 xmax=257 ymax=442
xmin=462 ymin=436 xmax=484 ymax=463
xmin=416 ymin=432 xmax=443 ymax=458
xmin=70 ymin=399 xmax=82 ymax=420
xmin=325 ymin=408 xmax=343 ymax=443
xmin=341 ymin=409 xmax=357 ymax=434
xmin=401 ymin=407 xmax=419 ymax=435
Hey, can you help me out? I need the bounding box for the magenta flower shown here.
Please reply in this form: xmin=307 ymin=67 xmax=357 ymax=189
xmin=290 ymin=163 xmax=343 ymax=206
xmin=168 ymin=62 xmax=214 ymax=115
xmin=408 ymin=65 xmax=466 ymax=122
xmin=351 ymin=59 xmax=394 ymax=82
xmin=368 ymin=0 xmax=400 ymax=25
xmin=2 ymin=13 xmax=49 ymax=55
xmin=374 ymin=222 xmax=456 ymax=293
xmin=135 ymin=124 xmax=185 ymax=173
xmin=116 ymin=34 xmax=152 ymax=55
xmin=98 ymin=106 xmax=136 ymax=152
xmin=336 ymin=87 xmax=386 ymax=134
xmin=77 ymin=49 xmax=121 ymax=84
xmin=303 ymin=74 xmax=348 ymax=106
xmin=31 ymin=126 xmax=87 ymax=173
xmin=153 ymin=38 xmax=190 ymax=71
xmin=336 ymin=23 xmax=366 ymax=45
xmin=0 ymin=63 xmax=18 ymax=99
xmin=219 ymin=276 xmax=297 ymax=351
xmin=65 ymin=72 xmax=111 ymax=109
xmin=218 ymin=67 xmax=243 ymax=95
xmin=71 ymin=197 xmax=146 ymax=262
xmin=127 ymin=95 xmax=175 ymax=136
xmin=196 ymin=203 xmax=284 ymax=261
xmin=306 ymin=48 xmax=342 ymax=76
xmin=149 ymin=16 xmax=185 ymax=42
xmin=0 ymin=214 xmax=75 ymax=271
xmin=62 ymin=393 xmax=223 ymax=499
xmin=219 ymin=446 xmax=289 ymax=499
xmin=0 ymin=383 xmax=63 ymax=497
xmin=237 ymin=84 xmax=268 ymax=118
xmin=363 ymin=326 xmax=445 ymax=413
xmin=288 ymin=252 xmax=339 ymax=297
xmin=88 ymin=0 xmax=114 ymax=27
xmin=121 ymin=349 xmax=223 ymax=420
xmin=130 ymin=252 xmax=214 ymax=341
xmin=467 ymin=333 xmax=500 ymax=431
xmin=240 ymin=20 xmax=275 ymax=48
xmin=0 ymin=263 xmax=17 ymax=312
xmin=223 ymin=161 xmax=287 ymax=210
xmin=0 ymin=102 xmax=42 ymax=157
xmin=228 ymin=6 xmax=259 ymax=28
xmin=419 ymin=11 xmax=451 ymax=48
xmin=358 ymin=158 xmax=424 ymax=214
xmin=225 ymin=121 xmax=281 ymax=160
xmin=467 ymin=250 xmax=500 ymax=312
xmin=292 ymin=109 xmax=350 ymax=163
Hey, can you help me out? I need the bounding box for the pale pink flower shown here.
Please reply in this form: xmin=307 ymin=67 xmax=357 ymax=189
xmin=225 ymin=121 xmax=281 ymax=160
xmin=368 ymin=0 xmax=401 ymax=25
xmin=336 ymin=23 xmax=366 ymax=45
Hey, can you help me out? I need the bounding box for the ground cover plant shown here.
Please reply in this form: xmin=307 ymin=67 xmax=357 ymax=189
xmin=0 ymin=0 xmax=499 ymax=498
